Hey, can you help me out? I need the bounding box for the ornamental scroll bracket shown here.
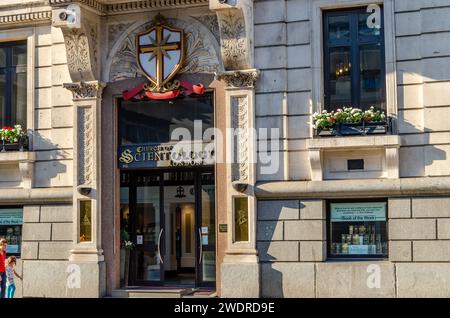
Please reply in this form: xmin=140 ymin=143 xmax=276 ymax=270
xmin=215 ymin=69 xmax=259 ymax=88
xmin=63 ymin=81 xmax=105 ymax=100
xmin=210 ymin=0 xmax=254 ymax=71
xmin=51 ymin=3 xmax=100 ymax=83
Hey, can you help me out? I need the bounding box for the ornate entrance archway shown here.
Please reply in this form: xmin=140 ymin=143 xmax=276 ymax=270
xmin=52 ymin=0 xmax=260 ymax=297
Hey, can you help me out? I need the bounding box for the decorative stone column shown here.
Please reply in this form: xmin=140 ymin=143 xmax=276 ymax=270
xmin=52 ymin=2 xmax=106 ymax=297
xmin=216 ymin=70 xmax=260 ymax=298
xmin=212 ymin=0 xmax=260 ymax=298
xmin=64 ymin=80 xmax=105 ymax=263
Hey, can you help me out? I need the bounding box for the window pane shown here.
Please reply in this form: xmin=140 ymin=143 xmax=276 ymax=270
xmin=329 ymin=202 xmax=388 ymax=257
xmin=120 ymin=185 xmax=130 ymax=283
xmin=0 ymin=74 xmax=5 ymax=125
xmin=359 ymin=12 xmax=382 ymax=37
xmin=0 ymin=48 xmax=6 ymax=68
xmin=234 ymin=197 xmax=248 ymax=242
xmin=328 ymin=15 xmax=350 ymax=41
xmin=328 ymin=47 xmax=352 ymax=109
xmin=79 ymin=200 xmax=92 ymax=242
xmin=136 ymin=185 xmax=160 ymax=245
xmin=13 ymin=72 xmax=27 ymax=128
xmin=202 ymin=251 xmax=216 ymax=282
xmin=202 ymin=182 xmax=215 ymax=246
xmin=135 ymin=184 xmax=161 ymax=281
xmin=360 ymin=44 xmax=383 ymax=110
xmin=119 ymin=93 xmax=213 ymax=145
xmin=12 ymin=44 xmax=27 ymax=66
xmin=137 ymin=250 xmax=161 ymax=281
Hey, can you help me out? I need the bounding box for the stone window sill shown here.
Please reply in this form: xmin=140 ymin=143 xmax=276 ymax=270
xmin=307 ymin=135 xmax=401 ymax=181
xmin=307 ymin=135 xmax=400 ymax=150
xmin=0 ymin=151 xmax=35 ymax=163
xmin=0 ymin=151 xmax=35 ymax=188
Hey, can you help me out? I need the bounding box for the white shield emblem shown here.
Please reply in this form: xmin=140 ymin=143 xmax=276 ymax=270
xmin=137 ymin=24 xmax=184 ymax=92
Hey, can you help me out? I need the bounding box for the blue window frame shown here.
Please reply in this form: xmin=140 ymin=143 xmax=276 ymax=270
xmin=0 ymin=41 xmax=27 ymax=128
xmin=323 ymin=7 xmax=385 ymax=111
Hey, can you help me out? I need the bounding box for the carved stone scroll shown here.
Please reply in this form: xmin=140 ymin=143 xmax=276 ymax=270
xmin=231 ymin=96 xmax=249 ymax=182
xmin=52 ymin=5 xmax=100 ymax=82
xmin=211 ymin=0 xmax=254 ymax=71
xmin=108 ymin=17 xmax=222 ymax=82
xmin=77 ymin=106 xmax=94 ymax=186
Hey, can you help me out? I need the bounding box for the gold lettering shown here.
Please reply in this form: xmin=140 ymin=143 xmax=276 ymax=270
xmin=119 ymin=149 xmax=134 ymax=164
xmin=134 ymin=153 xmax=143 ymax=162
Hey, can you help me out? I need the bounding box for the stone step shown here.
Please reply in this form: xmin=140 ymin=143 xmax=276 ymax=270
xmin=182 ymin=290 xmax=217 ymax=298
xmin=111 ymin=287 xmax=196 ymax=298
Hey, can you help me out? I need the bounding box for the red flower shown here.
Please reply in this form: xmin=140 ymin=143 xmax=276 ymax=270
xmin=329 ymin=117 xmax=335 ymax=123
xmin=1 ymin=126 xmax=13 ymax=130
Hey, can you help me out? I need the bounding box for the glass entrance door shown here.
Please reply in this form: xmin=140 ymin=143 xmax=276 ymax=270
xmin=163 ymin=171 xmax=196 ymax=286
xmin=122 ymin=168 xmax=215 ymax=287
xmin=196 ymin=171 xmax=216 ymax=287
xmin=128 ymin=173 xmax=164 ymax=285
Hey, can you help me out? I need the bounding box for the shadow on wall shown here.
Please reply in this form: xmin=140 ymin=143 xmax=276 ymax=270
xmin=395 ymin=109 xmax=447 ymax=177
xmin=32 ymin=131 xmax=69 ymax=187
xmin=256 ymin=201 xmax=285 ymax=298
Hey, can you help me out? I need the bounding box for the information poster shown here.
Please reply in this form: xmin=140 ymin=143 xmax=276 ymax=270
xmin=6 ymin=245 xmax=19 ymax=254
xmin=331 ymin=202 xmax=386 ymax=222
xmin=0 ymin=209 xmax=22 ymax=225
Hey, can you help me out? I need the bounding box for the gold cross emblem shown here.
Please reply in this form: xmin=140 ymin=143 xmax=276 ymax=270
xmin=136 ymin=15 xmax=185 ymax=92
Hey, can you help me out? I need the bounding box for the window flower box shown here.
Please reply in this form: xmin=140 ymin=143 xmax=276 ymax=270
xmin=1 ymin=141 xmax=28 ymax=152
xmin=314 ymin=107 xmax=390 ymax=137
xmin=0 ymin=125 xmax=28 ymax=152
xmin=317 ymin=121 xmax=390 ymax=136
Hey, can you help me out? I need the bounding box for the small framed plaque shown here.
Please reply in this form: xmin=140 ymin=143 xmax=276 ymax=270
xmin=219 ymin=224 xmax=228 ymax=233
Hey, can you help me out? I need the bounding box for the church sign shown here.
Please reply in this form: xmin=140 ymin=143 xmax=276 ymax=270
xmin=118 ymin=143 xmax=215 ymax=169
xmin=118 ymin=14 xmax=211 ymax=169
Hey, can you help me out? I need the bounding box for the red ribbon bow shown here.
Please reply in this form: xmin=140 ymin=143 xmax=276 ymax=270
xmin=122 ymin=80 xmax=205 ymax=101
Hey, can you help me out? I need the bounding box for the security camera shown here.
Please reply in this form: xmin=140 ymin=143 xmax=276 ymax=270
xmin=52 ymin=4 xmax=81 ymax=29
xmin=77 ymin=186 xmax=92 ymax=196
xmin=232 ymin=181 xmax=248 ymax=193
xmin=210 ymin=0 xmax=237 ymax=9
xmin=59 ymin=11 xmax=68 ymax=21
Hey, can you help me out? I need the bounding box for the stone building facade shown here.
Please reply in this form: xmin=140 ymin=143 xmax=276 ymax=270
xmin=0 ymin=0 xmax=448 ymax=298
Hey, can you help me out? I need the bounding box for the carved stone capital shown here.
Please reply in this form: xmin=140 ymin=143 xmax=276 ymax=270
xmin=210 ymin=0 xmax=254 ymax=71
xmin=64 ymin=81 xmax=105 ymax=100
xmin=215 ymin=69 xmax=259 ymax=88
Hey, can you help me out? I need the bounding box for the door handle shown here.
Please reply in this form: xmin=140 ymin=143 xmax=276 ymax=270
xmin=157 ymin=228 xmax=164 ymax=264
xmin=198 ymin=228 xmax=203 ymax=265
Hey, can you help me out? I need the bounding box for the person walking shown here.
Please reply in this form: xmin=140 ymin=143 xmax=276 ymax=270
xmin=5 ymin=256 xmax=22 ymax=298
xmin=0 ymin=239 xmax=7 ymax=298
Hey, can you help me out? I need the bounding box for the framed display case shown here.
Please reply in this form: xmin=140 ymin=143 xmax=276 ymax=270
xmin=327 ymin=200 xmax=388 ymax=259
xmin=0 ymin=207 xmax=23 ymax=256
